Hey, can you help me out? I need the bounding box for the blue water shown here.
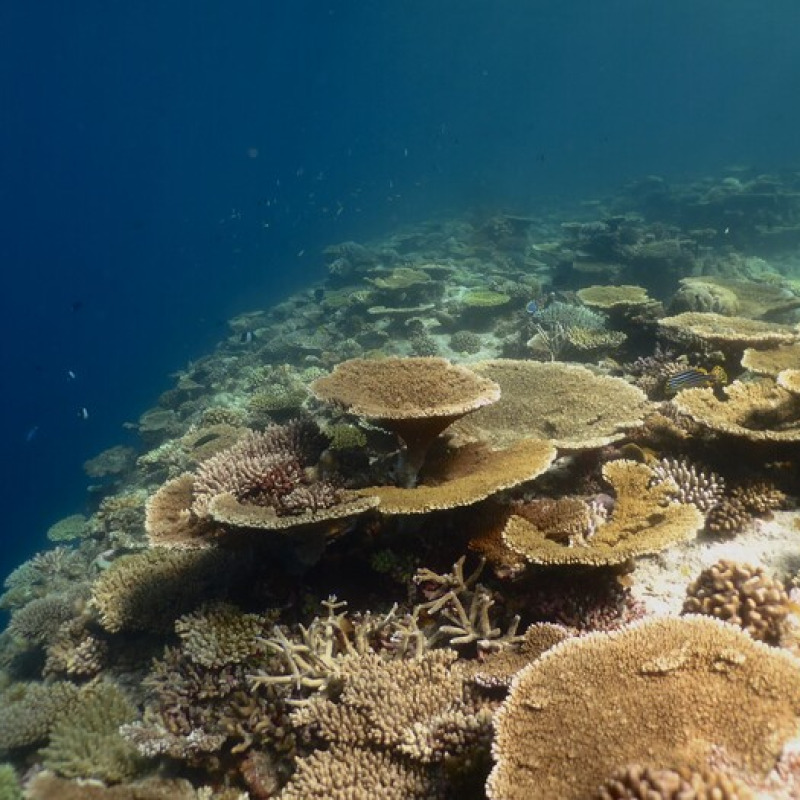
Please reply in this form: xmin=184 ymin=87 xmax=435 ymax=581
xmin=1 ymin=0 xmax=799 ymax=578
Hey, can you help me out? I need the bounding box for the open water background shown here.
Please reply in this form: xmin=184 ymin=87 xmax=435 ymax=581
xmin=0 ymin=1 xmax=799 ymax=578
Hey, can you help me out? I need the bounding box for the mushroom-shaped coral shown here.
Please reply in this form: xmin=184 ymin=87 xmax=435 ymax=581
xmin=448 ymin=360 xmax=650 ymax=450
xmin=658 ymin=311 xmax=797 ymax=350
xmin=487 ymin=616 xmax=800 ymax=800
xmin=683 ymin=559 xmax=790 ymax=643
xmin=672 ymin=378 xmax=800 ymax=442
xmin=310 ymin=357 xmax=501 ymax=486
xmin=777 ymin=368 xmax=800 ymax=395
xmin=502 ymin=460 xmax=704 ymax=567
xmin=366 ymin=439 xmax=556 ymax=515
xmin=576 ymin=284 xmax=652 ymax=310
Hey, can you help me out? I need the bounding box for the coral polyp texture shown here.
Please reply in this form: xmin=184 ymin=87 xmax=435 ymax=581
xmin=6 ymin=171 xmax=800 ymax=797
xmin=487 ymin=616 xmax=800 ymax=800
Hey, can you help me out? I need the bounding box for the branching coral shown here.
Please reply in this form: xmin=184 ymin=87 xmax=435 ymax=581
xmin=593 ymin=764 xmax=752 ymax=800
xmin=41 ymin=681 xmax=144 ymax=783
xmin=0 ymin=681 xmax=82 ymax=751
xmin=649 ymin=456 xmax=724 ymax=513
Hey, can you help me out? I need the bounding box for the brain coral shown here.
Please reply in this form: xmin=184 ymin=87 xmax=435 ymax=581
xmin=487 ymin=616 xmax=800 ymax=800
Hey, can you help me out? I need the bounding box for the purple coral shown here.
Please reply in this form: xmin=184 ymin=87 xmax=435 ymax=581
xmin=192 ymin=419 xmax=342 ymax=518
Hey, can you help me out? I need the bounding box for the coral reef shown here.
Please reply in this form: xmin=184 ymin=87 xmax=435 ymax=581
xmin=5 ymin=171 xmax=800 ymax=798
xmin=487 ymin=616 xmax=800 ymax=800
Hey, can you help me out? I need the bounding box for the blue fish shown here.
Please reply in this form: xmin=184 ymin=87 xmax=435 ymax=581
xmin=665 ymin=366 xmax=727 ymax=394
xmin=525 ymin=300 xmax=539 ymax=315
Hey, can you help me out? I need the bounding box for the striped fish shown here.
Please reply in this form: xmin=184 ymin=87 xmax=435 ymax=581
xmin=665 ymin=365 xmax=727 ymax=394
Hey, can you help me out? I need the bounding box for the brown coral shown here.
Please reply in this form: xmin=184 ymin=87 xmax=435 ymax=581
xmin=366 ymin=439 xmax=556 ymax=515
xmin=487 ymin=616 xmax=800 ymax=800
xmin=310 ymin=356 xmax=500 ymax=486
xmin=658 ymin=311 xmax=798 ymax=349
xmin=502 ymin=460 xmax=703 ymax=567
xmin=683 ymin=560 xmax=790 ymax=643
xmin=672 ymin=378 xmax=800 ymax=442
xmin=576 ymin=284 xmax=652 ymax=309
xmin=594 ymin=764 xmax=753 ymax=800
xmin=448 ymin=360 xmax=650 ymax=450
xmin=741 ymin=342 xmax=800 ymax=376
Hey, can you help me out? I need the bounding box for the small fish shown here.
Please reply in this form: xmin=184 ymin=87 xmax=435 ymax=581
xmin=525 ymin=300 xmax=540 ymax=314
xmin=77 ymin=407 xmax=89 ymax=420
xmin=239 ymin=330 xmax=256 ymax=344
xmin=313 ymin=288 xmax=325 ymax=302
xmin=25 ymin=425 xmax=39 ymax=443
xmin=665 ymin=365 xmax=727 ymax=395
xmin=66 ymin=369 xmax=77 ymax=381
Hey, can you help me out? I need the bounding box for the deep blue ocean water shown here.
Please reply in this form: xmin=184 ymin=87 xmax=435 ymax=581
xmin=1 ymin=1 xmax=799 ymax=580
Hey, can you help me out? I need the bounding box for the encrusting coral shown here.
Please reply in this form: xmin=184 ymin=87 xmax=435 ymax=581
xmin=683 ymin=559 xmax=790 ymax=643
xmin=487 ymin=616 xmax=800 ymax=800
xmin=310 ymin=356 xmax=501 ymax=486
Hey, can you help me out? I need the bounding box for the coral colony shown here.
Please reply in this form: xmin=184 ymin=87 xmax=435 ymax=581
xmin=5 ymin=170 xmax=800 ymax=799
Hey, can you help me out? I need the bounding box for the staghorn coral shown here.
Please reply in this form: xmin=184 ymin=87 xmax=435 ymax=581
xmin=40 ymin=681 xmax=144 ymax=783
xmin=0 ymin=681 xmax=82 ymax=751
xmin=310 ymin=356 xmax=500 ymax=487
xmin=593 ymin=764 xmax=752 ymax=800
xmin=649 ymin=456 xmax=725 ymax=512
xmin=683 ymin=560 xmax=790 ymax=643
xmin=503 ymin=460 xmax=704 ymax=567
xmin=487 ymin=616 xmax=800 ymax=800
xmin=91 ymin=548 xmax=231 ymax=633
xmin=412 ymin=557 xmax=522 ymax=651
xmin=448 ymin=360 xmax=650 ymax=450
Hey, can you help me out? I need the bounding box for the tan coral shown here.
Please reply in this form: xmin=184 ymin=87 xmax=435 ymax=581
xmin=502 ymin=460 xmax=703 ymax=567
xmin=777 ymin=368 xmax=800 ymax=395
xmin=741 ymin=342 xmax=800 ymax=376
xmin=576 ymin=284 xmax=652 ymax=310
xmin=672 ymin=378 xmax=800 ymax=442
xmin=487 ymin=616 xmax=800 ymax=800
xmin=365 ymin=439 xmax=556 ymax=515
xmin=311 ymin=357 xmax=500 ymax=486
xmin=24 ymin=772 xmax=203 ymax=800
xmin=91 ymin=548 xmax=228 ymax=633
xmin=448 ymin=360 xmax=650 ymax=450
xmin=279 ymin=744 xmax=444 ymax=800
xmin=683 ymin=560 xmax=790 ymax=643
xmin=594 ymin=764 xmax=753 ymax=800
xmin=464 ymin=623 xmax=574 ymax=690
xmin=658 ymin=311 xmax=798 ymax=349
xmin=145 ymin=473 xmax=218 ymax=549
